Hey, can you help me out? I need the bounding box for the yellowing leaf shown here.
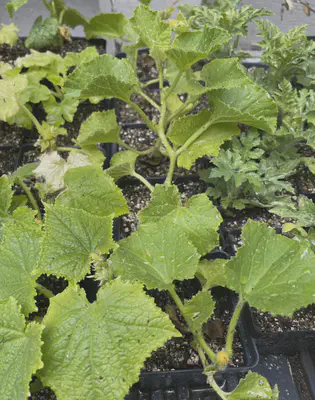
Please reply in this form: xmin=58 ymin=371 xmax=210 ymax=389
xmin=0 ymin=23 xmax=19 ymax=47
xmin=39 ymin=280 xmax=180 ymax=400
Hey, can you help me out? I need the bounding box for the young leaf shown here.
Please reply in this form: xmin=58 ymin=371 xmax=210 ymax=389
xmin=24 ymin=71 xmax=51 ymax=103
xmin=0 ymin=297 xmax=43 ymax=400
xmin=138 ymin=184 xmax=181 ymax=224
xmin=6 ymin=0 xmax=28 ymax=17
xmin=106 ymin=151 xmax=139 ymax=181
xmin=202 ymin=59 xmax=278 ymax=133
xmin=36 ymin=204 xmax=115 ymax=282
xmin=225 ymin=220 xmax=315 ymax=316
xmin=0 ymin=23 xmax=19 ymax=47
xmin=63 ymin=46 xmax=99 ymax=68
xmin=61 ymin=7 xmax=87 ymax=28
xmin=197 ymin=259 xmax=228 ymax=289
xmin=0 ymin=175 xmax=13 ymax=218
xmin=168 ymin=110 xmax=240 ymax=169
xmin=0 ymin=75 xmax=28 ymax=121
xmin=163 ymin=194 xmax=222 ymax=255
xmin=25 ymin=17 xmax=63 ymax=50
xmin=0 ymin=220 xmax=41 ymax=315
xmin=130 ymin=5 xmax=171 ymax=52
xmin=76 ymin=110 xmax=120 ymax=147
xmin=65 ymin=54 xmax=139 ymax=102
xmin=166 ymin=26 xmax=231 ymax=70
xmin=226 ymin=371 xmax=278 ymax=399
xmin=85 ymin=13 xmax=127 ymax=39
xmin=56 ymin=166 xmax=128 ymax=218
xmin=110 ymin=220 xmax=200 ymax=290
xmin=15 ymin=49 xmax=63 ymax=69
xmin=183 ymin=290 xmax=215 ymax=333
xmin=44 ymin=94 xmax=79 ymax=126
xmin=270 ymin=195 xmax=315 ymax=227
xmin=39 ymin=280 xmax=179 ymax=400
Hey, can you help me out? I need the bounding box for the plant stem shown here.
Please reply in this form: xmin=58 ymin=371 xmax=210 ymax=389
xmin=165 ymin=96 xmax=195 ymax=126
xmin=128 ymin=100 xmax=158 ymax=134
xmin=176 ymin=119 xmax=213 ymax=157
xmin=165 ymin=153 xmax=177 ymax=185
xmin=118 ymin=141 xmax=154 ymax=155
xmin=207 ymin=373 xmax=228 ymax=400
xmin=141 ymin=78 xmax=160 ymax=89
xmin=139 ymin=90 xmax=161 ymax=110
xmin=59 ymin=8 xmax=66 ymax=24
xmin=35 ymin=283 xmax=54 ymax=299
xmin=16 ymin=178 xmax=42 ymax=221
xmin=165 ymin=71 xmax=183 ymax=100
xmin=132 ymin=172 xmax=154 ymax=191
xmin=19 ymin=103 xmax=42 ymax=132
xmin=225 ymin=296 xmax=244 ymax=357
xmin=168 ymin=285 xmax=217 ymax=364
xmin=56 ymin=146 xmax=80 ymax=152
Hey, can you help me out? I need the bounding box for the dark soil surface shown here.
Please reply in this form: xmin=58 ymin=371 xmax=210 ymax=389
xmin=29 ymin=387 xmax=56 ymax=400
xmin=20 ymin=146 xmax=41 ymax=165
xmin=251 ymin=304 xmax=315 ymax=334
xmin=119 ymin=180 xmax=207 ymax=239
xmin=136 ymin=52 xmax=158 ymax=82
xmin=0 ymin=38 xmax=106 ymax=65
xmin=0 ymin=147 xmax=19 ymax=175
xmin=144 ymin=287 xmax=244 ymax=371
xmin=117 ymin=90 xmax=160 ymax=124
xmin=118 ymin=125 xmax=203 ymax=178
xmin=0 ymin=122 xmax=26 ymax=147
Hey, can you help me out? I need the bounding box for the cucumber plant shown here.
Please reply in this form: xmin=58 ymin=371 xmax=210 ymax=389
xmin=4 ymin=0 xmax=127 ymax=50
xmin=1 ymin=4 xmax=315 ymax=400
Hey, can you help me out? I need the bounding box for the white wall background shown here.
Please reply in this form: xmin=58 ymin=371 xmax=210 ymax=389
xmin=0 ymin=0 xmax=315 ymax=51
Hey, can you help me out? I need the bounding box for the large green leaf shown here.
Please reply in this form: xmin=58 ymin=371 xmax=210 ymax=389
xmin=0 ymin=297 xmax=43 ymax=400
xmin=0 ymin=176 xmax=13 ymax=218
xmin=39 ymin=280 xmax=180 ymax=400
xmin=225 ymin=371 xmax=279 ymax=399
xmin=202 ymin=58 xmax=278 ymax=133
xmin=36 ymin=204 xmax=115 ymax=282
xmin=106 ymin=151 xmax=139 ymax=181
xmin=6 ymin=0 xmax=28 ymax=17
xmin=111 ymin=220 xmax=200 ymax=290
xmin=0 ymin=220 xmax=41 ymax=315
xmin=163 ymin=194 xmax=222 ymax=255
xmin=63 ymin=46 xmax=99 ymax=68
xmin=16 ymin=49 xmax=63 ymax=69
xmin=183 ymin=290 xmax=215 ymax=333
xmin=168 ymin=110 xmax=240 ymax=169
xmin=0 ymin=23 xmax=19 ymax=47
xmin=225 ymin=220 xmax=315 ymax=316
xmin=0 ymin=75 xmax=28 ymax=122
xmin=76 ymin=110 xmax=120 ymax=147
xmin=85 ymin=13 xmax=127 ymax=39
xmin=56 ymin=166 xmax=128 ymax=218
xmin=65 ymin=54 xmax=139 ymax=102
xmin=130 ymin=5 xmax=171 ymax=51
xmin=25 ymin=17 xmax=63 ymax=50
xmin=139 ymin=184 xmax=181 ymax=224
xmin=166 ymin=27 xmax=231 ymax=70
xmin=62 ymin=8 xmax=87 ymax=28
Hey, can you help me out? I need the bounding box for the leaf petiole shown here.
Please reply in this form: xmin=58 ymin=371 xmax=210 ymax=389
xmin=35 ymin=282 xmax=54 ymax=299
xmin=132 ymin=172 xmax=154 ymax=192
xmin=138 ymin=90 xmax=161 ymax=111
xmin=207 ymin=372 xmax=228 ymax=400
xmin=16 ymin=177 xmax=42 ymax=221
xmin=225 ymin=296 xmax=244 ymax=357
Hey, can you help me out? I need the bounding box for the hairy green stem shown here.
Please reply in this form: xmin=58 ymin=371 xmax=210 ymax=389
xmin=132 ymin=172 xmax=154 ymax=191
xmin=35 ymin=283 xmax=54 ymax=299
xmin=139 ymin=90 xmax=161 ymax=110
xmin=56 ymin=146 xmax=77 ymax=152
xmin=16 ymin=178 xmax=42 ymax=221
xmin=141 ymin=78 xmax=160 ymax=89
xmin=207 ymin=373 xmax=228 ymax=400
xmin=165 ymin=71 xmax=183 ymax=100
xmin=59 ymin=8 xmax=66 ymax=24
xmin=165 ymin=153 xmax=177 ymax=185
xmin=225 ymin=296 xmax=244 ymax=357
xmin=176 ymin=119 xmax=213 ymax=157
xmin=118 ymin=141 xmax=154 ymax=156
xmin=168 ymin=285 xmax=217 ymax=364
xmin=128 ymin=100 xmax=158 ymax=134
xmin=19 ymin=103 xmax=42 ymax=132
xmin=165 ymin=96 xmax=195 ymax=126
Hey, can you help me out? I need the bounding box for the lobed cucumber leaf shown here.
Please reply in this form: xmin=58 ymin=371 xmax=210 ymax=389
xmin=183 ymin=290 xmax=215 ymax=333
xmin=85 ymin=13 xmax=127 ymax=39
xmin=106 ymin=151 xmax=139 ymax=181
xmin=0 ymin=23 xmax=19 ymax=47
xmin=0 ymin=297 xmax=43 ymax=400
xmin=39 ymin=280 xmax=180 ymax=400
